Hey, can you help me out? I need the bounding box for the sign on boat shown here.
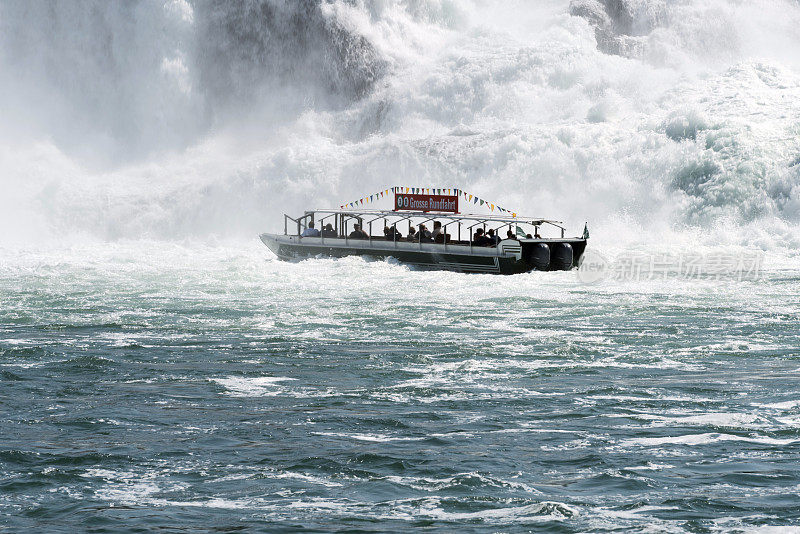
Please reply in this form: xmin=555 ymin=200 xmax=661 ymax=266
xmin=260 ymin=187 xmax=588 ymax=274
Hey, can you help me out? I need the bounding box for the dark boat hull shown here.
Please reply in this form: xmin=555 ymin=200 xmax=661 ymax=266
xmin=260 ymin=234 xmax=587 ymax=275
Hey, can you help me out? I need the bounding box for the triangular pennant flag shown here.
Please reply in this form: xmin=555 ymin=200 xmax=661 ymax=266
xmin=479 ymin=199 xmax=484 ymax=206
xmin=490 ymin=204 xmax=494 ymax=211
xmin=468 ymin=195 xmax=473 ymax=202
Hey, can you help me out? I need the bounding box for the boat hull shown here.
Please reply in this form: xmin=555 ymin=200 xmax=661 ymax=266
xmin=260 ymin=234 xmax=587 ymax=275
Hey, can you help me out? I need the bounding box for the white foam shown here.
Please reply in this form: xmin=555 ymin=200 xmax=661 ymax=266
xmin=313 ymin=432 xmax=425 ymax=443
xmin=211 ymin=376 xmax=296 ymax=397
xmin=620 ymin=432 xmax=800 ymax=447
xmin=759 ymin=399 xmax=800 ymax=410
xmin=415 ymin=500 xmax=579 ymax=522
xmin=630 ymin=412 xmax=768 ymax=429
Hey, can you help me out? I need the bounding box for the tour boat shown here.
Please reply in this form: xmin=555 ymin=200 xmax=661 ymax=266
xmin=259 ymin=188 xmax=588 ymax=274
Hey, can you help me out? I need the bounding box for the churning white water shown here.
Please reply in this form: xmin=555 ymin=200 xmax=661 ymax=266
xmin=1 ymin=0 xmax=799 ymax=252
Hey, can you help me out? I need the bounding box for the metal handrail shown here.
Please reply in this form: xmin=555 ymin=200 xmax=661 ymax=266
xmin=284 ymin=213 xmax=312 ymax=237
xmin=285 ymin=209 xmax=581 ymax=245
xmin=306 ymin=208 xmax=565 ymax=229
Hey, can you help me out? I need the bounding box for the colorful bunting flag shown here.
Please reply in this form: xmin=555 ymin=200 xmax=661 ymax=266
xmin=338 ymin=186 xmax=519 ymax=219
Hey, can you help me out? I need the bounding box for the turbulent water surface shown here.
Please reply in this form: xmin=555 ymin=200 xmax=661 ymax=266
xmin=2 ymin=244 xmax=799 ymax=532
xmin=2 ymin=0 xmax=800 ymax=532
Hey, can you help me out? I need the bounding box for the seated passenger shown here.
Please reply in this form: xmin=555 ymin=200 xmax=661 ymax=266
xmin=472 ymin=228 xmax=492 ymax=246
xmin=348 ymin=224 xmax=369 ymax=239
xmin=506 ymin=230 xmax=518 ymax=241
xmin=301 ymin=222 xmax=320 ymax=237
xmin=407 ymin=227 xmax=417 ymax=242
xmin=486 ymin=228 xmax=500 ymax=245
xmin=431 ymin=221 xmax=443 ymax=242
xmin=419 ymin=224 xmax=433 ymax=242
xmin=384 ymin=225 xmax=402 ymax=241
xmin=534 ymin=230 xmax=542 ymax=238
xmin=321 ymin=223 xmax=337 ymax=238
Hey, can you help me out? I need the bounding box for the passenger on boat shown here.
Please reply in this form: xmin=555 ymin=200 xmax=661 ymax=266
xmin=407 ymin=227 xmax=417 ymax=242
xmin=419 ymin=224 xmax=433 ymax=242
xmin=526 ymin=234 xmax=533 ymax=239
xmin=384 ymin=225 xmax=402 ymax=241
xmin=301 ymin=222 xmax=320 ymax=237
xmin=534 ymin=229 xmax=541 ymax=239
xmin=348 ymin=224 xmax=369 ymax=239
xmin=506 ymin=230 xmax=518 ymax=241
xmin=487 ymin=228 xmax=500 ymax=245
xmin=321 ymin=223 xmax=337 ymax=238
xmin=431 ymin=221 xmax=442 ymax=241
xmin=472 ymin=228 xmax=492 ymax=246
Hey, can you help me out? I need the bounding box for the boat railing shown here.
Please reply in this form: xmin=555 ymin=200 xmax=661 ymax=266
xmin=284 ymin=209 xmax=575 ymax=251
xmin=284 ymin=213 xmax=313 ymax=237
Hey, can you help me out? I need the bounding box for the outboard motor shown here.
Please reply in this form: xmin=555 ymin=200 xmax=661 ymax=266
xmin=549 ymin=242 xmax=573 ymax=270
xmin=526 ymin=243 xmax=550 ymax=271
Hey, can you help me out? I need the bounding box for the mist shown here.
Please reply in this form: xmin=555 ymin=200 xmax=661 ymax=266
xmin=1 ymin=0 xmax=799 ymax=249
